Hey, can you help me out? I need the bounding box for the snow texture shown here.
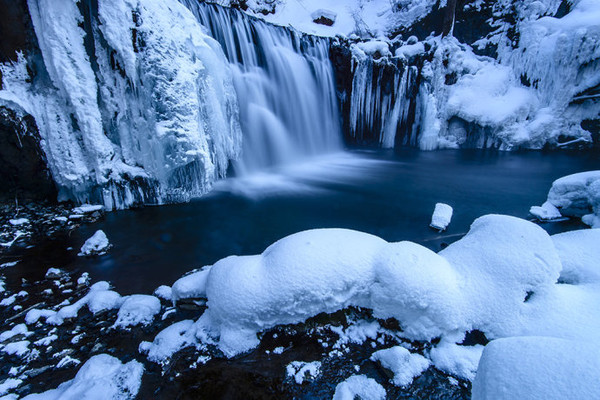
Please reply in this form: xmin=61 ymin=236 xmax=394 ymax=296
xmin=22 ymin=354 xmax=144 ymax=400
xmin=430 ymin=202 xmax=453 ymax=231
xmin=171 ymin=267 xmax=212 ymax=303
xmin=78 ymin=230 xmax=110 ymax=257
xmin=332 ymin=375 xmax=386 ymax=400
xmin=370 ymin=346 xmax=430 ymax=386
xmin=529 ymin=201 xmax=562 ymax=221
xmin=472 ymin=336 xmax=600 ymax=400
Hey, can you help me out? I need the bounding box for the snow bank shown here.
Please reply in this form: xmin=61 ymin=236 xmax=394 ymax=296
xmin=332 ymin=375 xmax=386 ymax=400
xmin=114 ymin=295 xmax=161 ymax=328
xmin=160 ymin=214 xmax=574 ymax=358
xmin=430 ymin=202 xmax=453 ymax=231
xmin=370 ymin=346 xmax=429 ymax=386
xmin=22 ymin=354 xmax=143 ymax=400
xmin=472 ymin=337 xmax=600 ymax=400
xmin=78 ymin=230 xmax=111 ymax=257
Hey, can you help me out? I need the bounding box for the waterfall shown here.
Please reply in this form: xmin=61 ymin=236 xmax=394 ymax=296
xmin=180 ymin=1 xmax=342 ymax=174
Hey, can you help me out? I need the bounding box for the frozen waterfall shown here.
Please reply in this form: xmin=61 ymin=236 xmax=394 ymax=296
xmin=181 ymin=1 xmax=342 ymax=174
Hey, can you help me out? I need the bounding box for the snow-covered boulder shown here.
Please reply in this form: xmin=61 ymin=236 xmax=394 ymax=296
xmin=472 ymin=337 xmax=600 ymax=400
xmin=78 ymin=230 xmax=111 ymax=257
xmin=370 ymin=346 xmax=430 ymax=386
xmin=546 ymin=171 xmax=600 ymax=227
xmin=529 ymin=201 xmax=562 ymax=221
xmin=430 ymin=202 xmax=453 ymax=231
xmin=429 ymin=340 xmax=484 ymax=381
xmin=21 ymin=354 xmax=143 ymax=400
xmin=332 ymin=375 xmax=386 ymax=400
xmin=114 ymin=295 xmax=161 ymax=328
xmin=171 ymin=267 xmax=212 ymax=304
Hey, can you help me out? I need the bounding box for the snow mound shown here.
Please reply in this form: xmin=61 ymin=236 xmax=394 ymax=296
xmin=141 ymin=320 xmax=196 ymax=363
xmin=332 ymin=375 xmax=386 ymax=400
xmin=78 ymin=230 xmax=111 ymax=257
xmin=173 ymin=214 xmax=570 ymax=357
xmin=472 ymin=337 xmax=600 ymax=400
xmin=114 ymin=295 xmax=161 ymax=328
xmin=370 ymin=346 xmax=430 ymax=386
xmin=430 ymin=202 xmax=453 ymax=231
xmin=22 ymin=354 xmax=143 ymax=400
xmin=546 ymin=171 xmax=600 ymax=227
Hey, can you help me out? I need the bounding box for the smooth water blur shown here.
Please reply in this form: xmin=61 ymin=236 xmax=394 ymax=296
xmin=7 ymin=149 xmax=600 ymax=294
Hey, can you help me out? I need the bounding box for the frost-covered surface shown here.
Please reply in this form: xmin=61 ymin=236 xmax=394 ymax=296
xmin=430 ymin=202 xmax=453 ymax=230
xmin=0 ymin=0 xmax=242 ymax=209
xmin=472 ymin=337 xmax=600 ymax=400
xmin=370 ymin=346 xmax=430 ymax=386
xmin=78 ymin=230 xmax=110 ymax=257
xmin=21 ymin=354 xmax=143 ymax=400
xmin=332 ymin=375 xmax=386 ymax=400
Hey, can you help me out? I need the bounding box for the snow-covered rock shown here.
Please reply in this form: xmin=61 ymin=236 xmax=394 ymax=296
xmin=552 ymin=229 xmax=600 ymax=285
xmin=370 ymin=346 xmax=430 ymax=386
xmin=78 ymin=230 xmax=110 ymax=257
xmin=430 ymin=202 xmax=453 ymax=231
xmin=472 ymin=337 xmax=600 ymax=400
xmin=163 ymin=214 xmax=576 ymax=357
xmin=332 ymin=375 xmax=386 ymax=400
xmin=545 ymin=171 xmax=600 ymax=227
xmin=114 ymin=295 xmax=161 ymax=328
xmin=529 ymin=201 xmax=562 ymax=221
xmin=21 ymin=354 xmax=144 ymax=400
xmin=429 ymin=340 xmax=484 ymax=381
xmin=286 ymin=361 xmax=322 ymax=384
xmin=171 ymin=267 xmax=212 ymax=303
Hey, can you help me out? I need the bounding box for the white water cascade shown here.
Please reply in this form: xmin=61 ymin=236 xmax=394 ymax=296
xmin=180 ymin=1 xmax=343 ymax=174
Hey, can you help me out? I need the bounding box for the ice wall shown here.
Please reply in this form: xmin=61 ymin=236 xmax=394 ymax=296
xmin=0 ymin=0 xmax=242 ymax=209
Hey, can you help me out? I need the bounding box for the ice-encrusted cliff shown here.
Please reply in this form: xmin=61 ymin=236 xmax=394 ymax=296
xmin=1 ymin=0 xmax=242 ymax=209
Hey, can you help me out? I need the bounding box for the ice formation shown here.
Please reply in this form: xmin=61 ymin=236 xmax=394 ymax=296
xmin=0 ymin=0 xmax=243 ymax=209
xmin=21 ymin=354 xmax=144 ymax=400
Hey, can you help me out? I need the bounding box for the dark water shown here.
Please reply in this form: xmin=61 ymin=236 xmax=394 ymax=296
xmin=6 ymin=148 xmax=599 ymax=294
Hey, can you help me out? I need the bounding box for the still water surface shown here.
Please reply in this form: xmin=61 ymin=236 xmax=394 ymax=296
xmin=10 ymin=149 xmax=600 ymax=294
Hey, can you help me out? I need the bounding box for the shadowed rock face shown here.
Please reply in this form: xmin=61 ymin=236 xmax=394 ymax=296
xmin=0 ymin=106 xmax=57 ymax=202
xmin=0 ymin=0 xmax=36 ymax=63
